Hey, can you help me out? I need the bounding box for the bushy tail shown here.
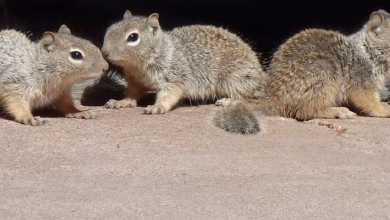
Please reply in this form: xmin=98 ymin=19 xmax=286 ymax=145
xmin=71 ymin=68 xmax=127 ymax=106
xmin=213 ymin=100 xmax=277 ymax=135
xmin=214 ymin=105 xmax=260 ymax=135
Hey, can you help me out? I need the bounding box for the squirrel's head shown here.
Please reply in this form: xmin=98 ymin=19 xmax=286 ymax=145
xmin=39 ymin=25 xmax=109 ymax=83
xmin=366 ymin=9 xmax=390 ymax=61
xmin=101 ymin=10 xmax=162 ymax=68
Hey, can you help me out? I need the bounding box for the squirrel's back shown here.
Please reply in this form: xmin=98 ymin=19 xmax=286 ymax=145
xmin=274 ymin=29 xmax=347 ymax=55
xmin=0 ymin=29 xmax=32 ymax=47
xmin=168 ymin=25 xmax=266 ymax=100
xmin=170 ymin=25 xmax=262 ymax=73
xmin=0 ymin=30 xmax=36 ymax=73
xmin=170 ymin=25 xmax=254 ymax=55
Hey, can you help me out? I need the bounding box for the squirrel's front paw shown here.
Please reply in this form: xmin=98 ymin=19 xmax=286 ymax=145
xmin=20 ymin=116 xmax=47 ymax=126
xmin=215 ymin=98 xmax=234 ymax=107
xmin=65 ymin=110 xmax=97 ymax=119
xmin=143 ymin=105 xmax=167 ymax=114
xmin=381 ymin=102 xmax=390 ymax=109
xmin=105 ymin=99 xmax=136 ymax=109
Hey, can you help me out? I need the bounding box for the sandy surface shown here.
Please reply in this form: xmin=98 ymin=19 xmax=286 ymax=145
xmin=1 ymin=104 xmax=390 ymax=219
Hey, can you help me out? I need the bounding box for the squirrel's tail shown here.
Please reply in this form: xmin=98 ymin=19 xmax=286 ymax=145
xmin=213 ymin=104 xmax=260 ymax=135
xmin=71 ymin=68 xmax=127 ymax=105
xmin=213 ymin=100 xmax=277 ymax=135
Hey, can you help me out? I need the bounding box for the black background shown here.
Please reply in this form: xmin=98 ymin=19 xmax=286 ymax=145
xmin=5 ymin=0 xmax=390 ymax=61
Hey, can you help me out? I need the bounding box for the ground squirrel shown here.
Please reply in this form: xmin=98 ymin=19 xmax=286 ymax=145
xmin=101 ymin=10 xmax=266 ymax=114
xmin=0 ymin=25 xmax=108 ymax=125
xmin=215 ymin=9 xmax=390 ymax=134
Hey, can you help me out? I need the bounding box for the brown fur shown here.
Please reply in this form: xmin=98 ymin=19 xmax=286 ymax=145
xmin=267 ymin=10 xmax=390 ymax=120
xmin=215 ymin=9 xmax=390 ymax=134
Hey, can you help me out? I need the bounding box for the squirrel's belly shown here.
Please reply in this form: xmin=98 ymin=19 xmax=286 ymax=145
xmin=29 ymin=90 xmax=59 ymax=110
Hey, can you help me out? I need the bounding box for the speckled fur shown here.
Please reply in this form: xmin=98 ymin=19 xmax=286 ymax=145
xmin=213 ymin=104 xmax=261 ymax=135
xmin=101 ymin=10 xmax=266 ymax=114
xmin=267 ymin=9 xmax=390 ymax=120
xmin=215 ymin=9 xmax=390 ymax=134
xmin=0 ymin=25 xmax=108 ymax=125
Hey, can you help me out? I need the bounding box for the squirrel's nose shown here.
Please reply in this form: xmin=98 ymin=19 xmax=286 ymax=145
xmin=101 ymin=49 xmax=109 ymax=58
xmin=102 ymin=60 xmax=109 ymax=72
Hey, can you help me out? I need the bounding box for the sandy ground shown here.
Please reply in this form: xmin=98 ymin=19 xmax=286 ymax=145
xmin=1 ymin=104 xmax=390 ymax=219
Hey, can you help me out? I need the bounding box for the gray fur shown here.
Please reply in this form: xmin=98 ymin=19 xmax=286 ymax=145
xmin=213 ymin=105 xmax=261 ymax=135
xmin=101 ymin=11 xmax=267 ymax=115
xmin=0 ymin=25 xmax=108 ymax=125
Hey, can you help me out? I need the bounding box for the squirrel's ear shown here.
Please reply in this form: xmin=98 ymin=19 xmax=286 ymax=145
xmin=123 ymin=10 xmax=132 ymax=19
xmin=58 ymin=24 xmax=71 ymax=35
xmin=378 ymin=9 xmax=390 ymax=17
xmin=41 ymin=32 xmax=56 ymax=52
xmin=368 ymin=11 xmax=387 ymax=36
xmin=147 ymin=13 xmax=160 ymax=33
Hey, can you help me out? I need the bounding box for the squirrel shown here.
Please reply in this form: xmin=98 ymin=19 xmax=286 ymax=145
xmin=100 ymin=10 xmax=267 ymax=114
xmin=215 ymin=9 xmax=390 ymax=134
xmin=0 ymin=25 xmax=108 ymax=125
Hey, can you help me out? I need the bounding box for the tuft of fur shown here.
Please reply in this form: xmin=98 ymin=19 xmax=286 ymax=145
xmin=212 ymin=98 xmax=279 ymax=135
xmin=214 ymin=105 xmax=261 ymax=135
xmin=101 ymin=10 xmax=266 ymax=114
xmin=266 ymin=9 xmax=390 ymax=120
xmin=0 ymin=25 xmax=108 ymax=125
xmin=71 ymin=68 xmax=127 ymax=106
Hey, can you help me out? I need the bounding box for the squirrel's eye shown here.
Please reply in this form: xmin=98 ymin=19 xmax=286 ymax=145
xmin=70 ymin=51 xmax=83 ymax=60
xmin=127 ymin=33 xmax=139 ymax=43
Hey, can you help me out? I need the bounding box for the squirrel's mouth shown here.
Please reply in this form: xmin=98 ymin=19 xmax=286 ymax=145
xmin=105 ymin=58 xmax=126 ymax=68
xmin=102 ymin=53 xmax=126 ymax=67
xmin=104 ymin=56 xmax=119 ymax=64
xmin=79 ymin=70 xmax=106 ymax=81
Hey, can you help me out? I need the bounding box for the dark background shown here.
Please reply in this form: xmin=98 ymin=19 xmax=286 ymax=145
xmin=4 ymin=0 xmax=390 ymax=61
